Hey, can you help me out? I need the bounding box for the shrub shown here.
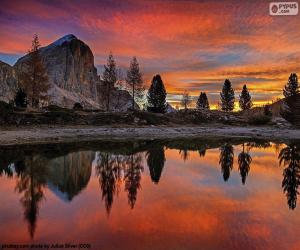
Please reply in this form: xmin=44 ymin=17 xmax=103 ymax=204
xmin=0 ymin=101 xmax=13 ymax=118
xmin=248 ymin=114 xmax=271 ymax=125
xmin=73 ymin=102 xmax=83 ymax=110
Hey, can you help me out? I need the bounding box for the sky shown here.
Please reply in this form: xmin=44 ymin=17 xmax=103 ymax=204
xmin=0 ymin=0 xmax=300 ymax=108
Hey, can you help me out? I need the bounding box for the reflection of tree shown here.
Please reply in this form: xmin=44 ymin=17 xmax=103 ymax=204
xmin=0 ymin=163 xmax=13 ymax=177
xmin=238 ymin=143 xmax=252 ymax=185
xmin=15 ymin=156 xmax=48 ymax=239
xmin=279 ymin=144 xmax=300 ymax=210
xmin=179 ymin=149 xmax=189 ymax=162
xmin=219 ymin=144 xmax=234 ymax=182
xmin=95 ymin=152 xmax=122 ymax=214
xmin=146 ymin=147 xmax=166 ymax=184
xmin=198 ymin=149 xmax=206 ymax=158
xmin=124 ymin=154 xmax=143 ymax=209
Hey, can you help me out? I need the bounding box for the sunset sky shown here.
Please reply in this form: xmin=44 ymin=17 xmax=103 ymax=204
xmin=0 ymin=0 xmax=300 ymax=107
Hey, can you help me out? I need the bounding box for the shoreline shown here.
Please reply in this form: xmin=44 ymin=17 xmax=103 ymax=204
xmin=0 ymin=125 xmax=299 ymax=146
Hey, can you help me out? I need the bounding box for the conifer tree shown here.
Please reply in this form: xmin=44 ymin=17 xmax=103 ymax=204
xmin=283 ymin=73 xmax=299 ymax=98
xmin=147 ymin=74 xmax=167 ymax=113
xmin=196 ymin=92 xmax=210 ymax=110
xmin=126 ymin=57 xmax=144 ymax=110
xmin=19 ymin=34 xmax=49 ymax=108
xmin=102 ymin=53 xmax=117 ymax=111
xmin=238 ymin=143 xmax=252 ymax=184
xmin=239 ymin=84 xmax=252 ymax=111
xmin=220 ymin=79 xmax=235 ymax=111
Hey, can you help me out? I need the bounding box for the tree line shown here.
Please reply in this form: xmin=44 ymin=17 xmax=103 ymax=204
xmin=14 ymin=34 xmax=299 ymax=113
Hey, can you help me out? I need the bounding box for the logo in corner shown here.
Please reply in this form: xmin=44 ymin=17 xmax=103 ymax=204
xmin=269 ymin=2 xmax=299 ymax=15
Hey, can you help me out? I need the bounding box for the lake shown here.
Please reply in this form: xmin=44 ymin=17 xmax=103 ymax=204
xmin=0 ymin=138 xmax=300 ymax=250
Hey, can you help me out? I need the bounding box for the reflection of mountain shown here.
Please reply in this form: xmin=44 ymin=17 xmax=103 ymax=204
xmin=219 ymin=144 xmax=234 ymax=182
xmin=146 ymin=147 xmax=166 ymax=184
xmin=279 ymin=144 xmax=300 ymax=210
xmin=47 ymin=151 xmax=94 ymax=201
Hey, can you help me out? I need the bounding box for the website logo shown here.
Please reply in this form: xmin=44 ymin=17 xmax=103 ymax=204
xmin=269 ymin=2 xmax=298 ymax=15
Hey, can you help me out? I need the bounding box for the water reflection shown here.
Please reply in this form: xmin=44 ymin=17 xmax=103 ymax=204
xmin=219 ymin=144 xmax=234 ymax=181
xmin=238 ymin=143 xmax=252 ymax=185
xmin=146 ymin=146 xmax=166 ymax=184
xmin=279 ymin=143 xmax=300 ymax=210
xmin=15 ymin=156 xmax=48 ymax=239
xmin=0 ymin=138 xmax=300 ymax=243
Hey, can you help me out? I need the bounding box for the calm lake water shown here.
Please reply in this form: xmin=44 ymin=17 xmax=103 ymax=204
xmin=0 ymin=138 xmax=300 ymax=250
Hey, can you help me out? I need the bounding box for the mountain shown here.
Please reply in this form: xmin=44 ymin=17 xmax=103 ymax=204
xmin=0 ymin=34 xmax=137 ymax=110
xmin=0 ymin=61 xmax=17 ymax=103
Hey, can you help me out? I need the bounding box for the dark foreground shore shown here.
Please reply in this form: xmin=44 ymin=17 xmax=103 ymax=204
xmin=0 ymin=125 xmax=299 ymax=146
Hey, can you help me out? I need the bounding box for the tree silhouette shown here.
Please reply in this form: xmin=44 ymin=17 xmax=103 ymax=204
xmin=238 ymin=143 xmax=252 ymax=184
xmin=278 ymin=143 xmax=300 ymax=210
xmin=147 ymin=74 xmax=167 ymax=113
xmin=220 ymin=79 xmax=235 ymax=111
xmin=18 ymin=34 xmax=49 ymax=108
xmin=95 ymin=152 xmax=122 ymax=214
xmin=196 ymin=92 xmax=210 ymax=110
xmin=124 ymin=153 xmax=143 ymax=209
xmin=146 ymin=147 xmax=166 ymax=184
xmin=126 ymin=57 xmax=144 ymax=110
xmin=15 ymin=156 xmax=48 ymax=239
xmin=219 ymin=144 xmax=234 ymax=181
xmin=283 ymin=73 xmax=299 ymax=98
xmin=102 ymin=52 xmax=117 ymax=111
xmin=239 ymin=84 xmax=252 ymax=111
xmin=198 ymin=149 xmax=206 ymax=157
xmin=179 ymin=149 xmax=189 ymax=162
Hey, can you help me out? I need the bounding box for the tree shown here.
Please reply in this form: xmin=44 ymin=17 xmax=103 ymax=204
xmin=196 ymin=92 xmax=210 ymax=110
xmin=283 ymin=73 xmax=299 ymax=98
xmin=219 ymin=144 xmax=234 ymax=181
xmin=238 ymin=143 xmax=252 ymax=184
xmin=239 ymin=84 xmax=252 ymax=111
xmin=102 ymin=53 xmax=117 ymax=111
xmin=181 ymin=90 xmax=192 ymax=110
xmin=14 ymin=88 xmax=28 ymax=108
xmin=126 ymin=57 xmax=144 ymax=110
xmin=19 ymin=34 xmax=49 ymax=108
xmin=147 ymin=74 xmax=167 ymax=113
xmin=220 ymin=79 xmax=235 ymax=111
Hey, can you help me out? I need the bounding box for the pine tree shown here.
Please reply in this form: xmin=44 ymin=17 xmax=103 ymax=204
xmin=220 ymin=79 xmax=235 ymax=111
xmin=14 ymin=88 xmax=28 ymax=108
xmin=180 ymin=90 xmax=192 ymax=110
xmin=283 ymin=73 xmax=299 ymax=98
xmin=147 ymin=74 xmax=167 ymax=113
xmin=102 ymin=53 xmax=117 ymax=111
xmin=196 ymin=92 xmax=210 ymax=110
xmin=126 ymin=57 xmax=144 ymax=110
xmin=239 ymin=84 xmax=252 ymax=111
xmin=19 ymin=34 xmax=49 ymax=108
